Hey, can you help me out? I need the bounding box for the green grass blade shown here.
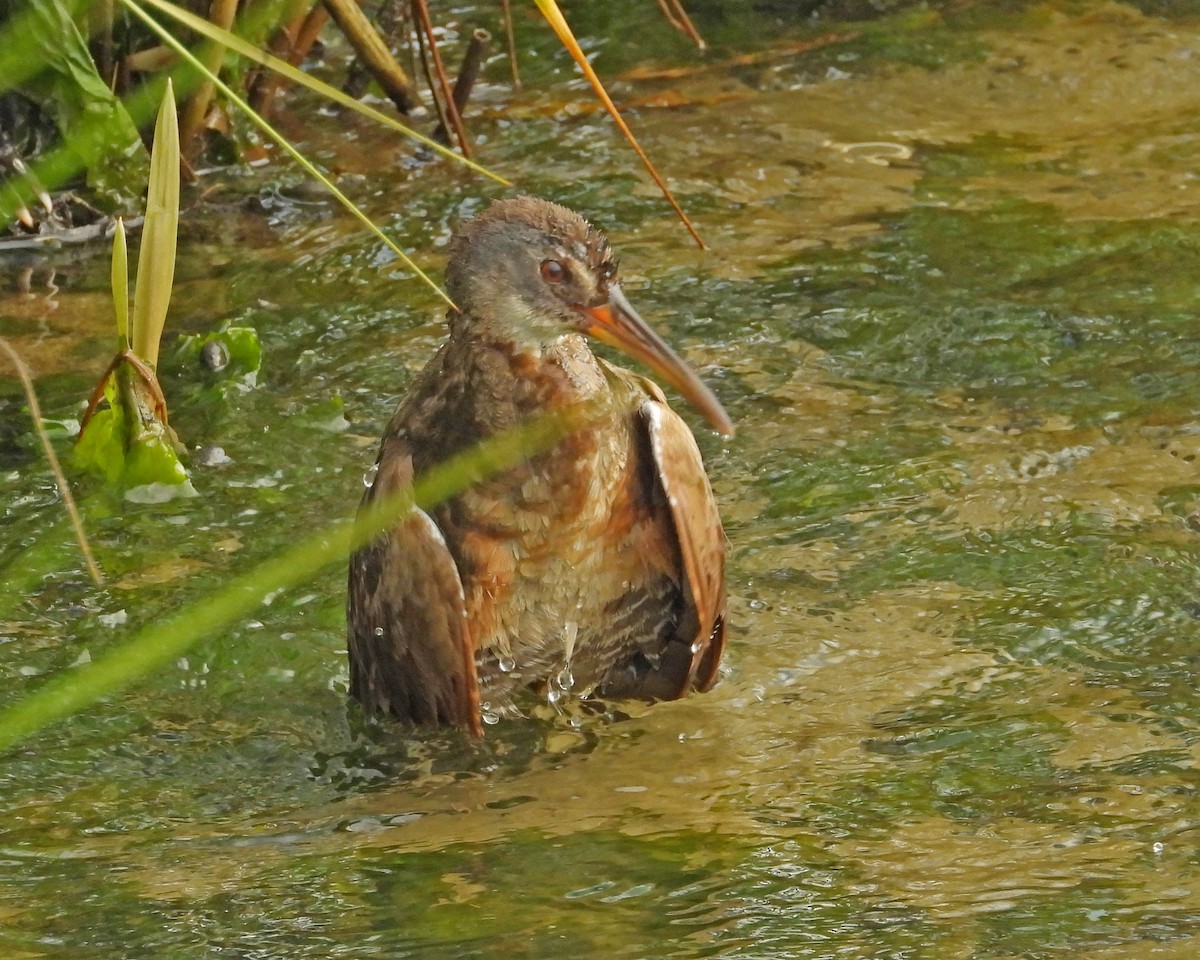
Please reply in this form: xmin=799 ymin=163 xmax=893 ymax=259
xmin=119 ymin=0 xmax=455 ymax=310
xmin=0 ymin=0 xmax=147 ymax=200
xmin=0 ymin=405 xmax=588 ymax=752
xmin=130 ymin=82 xmax=180 ymax=369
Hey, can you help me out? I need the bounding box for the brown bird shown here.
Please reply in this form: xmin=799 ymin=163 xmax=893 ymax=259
xmin=347 ymin=197 xmax=732 ymax=735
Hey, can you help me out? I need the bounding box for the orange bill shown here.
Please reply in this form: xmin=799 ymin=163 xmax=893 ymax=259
xmin=577 ymin=285 xmax=735 ymax=437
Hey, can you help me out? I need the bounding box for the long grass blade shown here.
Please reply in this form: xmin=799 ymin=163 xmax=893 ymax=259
xmin=130 ymin=82 xmax=180 ymax=369
xmin=533 ymin=0 xmax=705 ymax=249
xmin=0 ymin=404 xmax=590 ymax=752
xmin=119 ymin=0 xmax=456 ymax=309
xmin=134 ymin=0 xmax=509 ymax=186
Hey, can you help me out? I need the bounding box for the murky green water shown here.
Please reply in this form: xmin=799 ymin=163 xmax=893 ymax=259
xmin=4 ymin=2 xmax=1200 ymax=957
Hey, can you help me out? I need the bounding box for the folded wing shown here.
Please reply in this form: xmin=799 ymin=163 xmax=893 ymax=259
xmin=346 ymin=435 xmax=482 ymax=735
xmin=639 ymin=388 xmax=728 ymax=696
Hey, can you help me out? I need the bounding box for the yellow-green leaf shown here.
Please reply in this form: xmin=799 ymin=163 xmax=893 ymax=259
xmin=130 ymin=81 xmax=180 ymax=369
xmin=112 ymin=217 xmax=130 ymax=350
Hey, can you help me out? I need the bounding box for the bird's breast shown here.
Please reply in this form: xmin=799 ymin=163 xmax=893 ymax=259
xmin=437 ymin=408 xmax=671 ymax=702
xmin=408 ymin=333 xmax=677 ymax=706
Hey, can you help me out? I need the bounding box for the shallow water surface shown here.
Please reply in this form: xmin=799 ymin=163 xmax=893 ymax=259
xmin=3 ymin=2 xmax=1200 ymax=957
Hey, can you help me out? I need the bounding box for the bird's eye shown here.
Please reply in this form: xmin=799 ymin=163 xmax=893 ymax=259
xmin=600 ymin=261 xmax=617 ymax=282
xmin=540 ymin=259 xmax=566 ymax=283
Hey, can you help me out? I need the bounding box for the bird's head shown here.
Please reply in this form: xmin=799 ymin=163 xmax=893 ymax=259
xmin=446 ymin=196 xmax=733 ymax=436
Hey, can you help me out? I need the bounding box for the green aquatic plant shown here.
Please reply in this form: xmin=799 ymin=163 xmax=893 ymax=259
xmin=0 ymin=0 xmax=148 ymax=204
xmin=75 ymin=83 xmax=191 ymax=496
xmin=176 ymin=323 xmax=263 ymax=388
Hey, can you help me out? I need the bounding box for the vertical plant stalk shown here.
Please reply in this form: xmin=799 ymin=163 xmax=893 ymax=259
xmin=411 ymin=7 xmax=452 ymax=150
xmin=289 ymin=4 xmax=328 ymax=62
xmin=179 ymin=0 xmax=240 ymax=153
xmin=0 ymin=339 xmax=103 ymax=586
xmin=533 ymin=0 xmax=705 ymax=249
xmin=411 ymin=0 xmax=471 ymax=157
xmin=89 ymin=0 xmax=116 ymax=81
xmin=435 ymin=27 xmax=489 ymax=145
xmin=291 ymin=5 xmax=331 ymax=65
xmin=500 ymin=0 xmax=521 ymax=89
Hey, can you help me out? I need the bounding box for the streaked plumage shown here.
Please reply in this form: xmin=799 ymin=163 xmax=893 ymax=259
xmin=347 ymin=197 xmax=732 ymax=735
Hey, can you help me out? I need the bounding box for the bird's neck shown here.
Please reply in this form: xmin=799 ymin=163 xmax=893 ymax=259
xmin=449 ymin=296 xmax=564 ymax=350
xmin=404 ymin=323 xmax=611 ymax=456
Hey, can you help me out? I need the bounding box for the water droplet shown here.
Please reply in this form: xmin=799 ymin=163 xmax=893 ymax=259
xmin=547 ymin=687 xmax=562 ymax=705
xmin=481 ymin=702 xmax=500 ymax=725
xmin=373 ymin=626 xmax=384 ymax=637
xmin=562 ymin=621 xmax=578 ymax=665
xmin=748 ymin=598 xmax=768 ymax=611
xmin=362 ymin=463 xmax=379 ymax=488
xmin=555 ymin=667 xmax=575 ymax=692
xmin=690 ymin=641 xmax=702 ymax=654
xmin=498 ymin=655 xmax=516 ymax=673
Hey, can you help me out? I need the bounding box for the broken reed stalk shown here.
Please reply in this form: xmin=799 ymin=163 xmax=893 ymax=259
xmin=434 ymin=27 xmax=489 ymax=145
xmin=452 ymin=28 xmax=490 ymax=116
xmin=322 ymin=0 xmax=417 ymax=113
